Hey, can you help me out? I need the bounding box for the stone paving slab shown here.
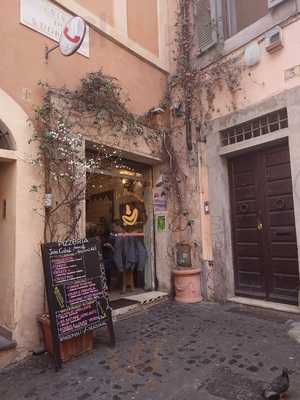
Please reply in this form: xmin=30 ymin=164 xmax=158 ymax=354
xmin=1 ymin=301 xmax=300 ymax=400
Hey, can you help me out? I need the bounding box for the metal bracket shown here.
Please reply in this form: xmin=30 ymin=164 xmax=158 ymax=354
xmin=45 ymin=44 xmax=59 ymax=63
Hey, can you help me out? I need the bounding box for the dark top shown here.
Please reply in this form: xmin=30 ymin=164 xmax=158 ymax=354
xmin=102 ymin=233 xmax=115 ymax=260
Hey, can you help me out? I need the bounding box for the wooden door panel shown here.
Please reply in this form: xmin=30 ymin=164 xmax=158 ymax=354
xmin=272 ymin=259 xmax=299 ymax=274
xmin=263 ymin=145 xmax=299 ymax=304
xmin=266 ymin=164 xmax=291 ymax=181
xmin=270 ymin=227 xmax=296 ymax=242
xmin=236 ymin=200 xmax=257 ymax=214
xmin=236 ymin=215 xmax=258 ymax=228
xmin=267 ymin=180 xmax=293 ymax=196
xmin=268 ymin=195 xmax=294 ymax=211
xmin=230 ymin=152 xmax=265 ymax=296
xmin=235 ymin=172 xmax=254 ymax=186
xmin=235 ymin=186 xmax=256 ymax=201
xmin=236 ymin=243 xmax=260 ymax=257
xmin=236 ymin=229 xmax=259 ymax=242
xmin=269 ymin=210 xmax=296 ymax=226
xmin=238 ymin=257 xmax=262 ymax=272
xmin=230 ymin=143 xmax=300 ymax=305
xmin=273 ymin=273 xmax=299 ymax=289
xmin=265 ymin=147 xmax=290 ymax=165
xmin=238 ymin=271 xmax=264 ymax=289
xmin=271 ymin=275 xmax=299 ymax=301
xmin=271 ymin=243 xmax=298 ymax=258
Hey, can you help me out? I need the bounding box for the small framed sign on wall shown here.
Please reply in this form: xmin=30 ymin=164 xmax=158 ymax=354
xmin=156 ymin=214 xmax=167 ymax=233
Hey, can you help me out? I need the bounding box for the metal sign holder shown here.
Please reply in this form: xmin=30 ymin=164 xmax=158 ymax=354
xmin=45 ymin=44 xmax=59 ymax=63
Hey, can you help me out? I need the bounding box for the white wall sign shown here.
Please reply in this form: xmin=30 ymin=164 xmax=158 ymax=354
xmin=20 ymin=0 xmax=90 ymax=58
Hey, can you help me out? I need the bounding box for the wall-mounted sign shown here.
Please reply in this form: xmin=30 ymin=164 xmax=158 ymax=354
xmin=153 ymin=187 xmax=167 ymax=213
xmin=20 ymin=0 xmax=90 ymax=58
xmin=156 ymin=214 xmax=166 ymax=233
xmin=59 ymin=16 xmax=86 ymax=56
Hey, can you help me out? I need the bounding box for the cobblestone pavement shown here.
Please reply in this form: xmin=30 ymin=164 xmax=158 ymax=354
xmin=1 ymin=301 xmax=300 ymax=400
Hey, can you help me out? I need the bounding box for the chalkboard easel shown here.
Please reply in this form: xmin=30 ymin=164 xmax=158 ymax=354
xmin=41 ymin=237 xmax=115 ymax=371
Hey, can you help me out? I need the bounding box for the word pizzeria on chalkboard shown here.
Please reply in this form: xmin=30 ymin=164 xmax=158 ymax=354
xmin=41 ymin=237 xmax=115 ymax=370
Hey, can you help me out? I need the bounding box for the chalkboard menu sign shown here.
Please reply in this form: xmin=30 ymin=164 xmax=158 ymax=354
xmin=41 ymin=237 xmax=115 ymax=370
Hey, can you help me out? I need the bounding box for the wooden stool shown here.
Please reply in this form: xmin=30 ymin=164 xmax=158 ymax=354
xmin=122 ymin=271 xmax=135 ymax=293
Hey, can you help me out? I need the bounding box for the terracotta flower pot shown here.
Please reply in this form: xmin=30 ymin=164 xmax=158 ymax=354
xmin=174 ymin=268 xmax=202 ymax=303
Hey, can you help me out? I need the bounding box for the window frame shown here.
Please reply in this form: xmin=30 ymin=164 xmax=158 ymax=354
xmin=195 ymin=0 xmax=218 ymax=54
xmin=195 ymin=0 xmax=295 ymax=67
xmin=268 ymin=0 xmax=287 ymax=8
xmin=223 ymin=0 xmax=294 ymax=54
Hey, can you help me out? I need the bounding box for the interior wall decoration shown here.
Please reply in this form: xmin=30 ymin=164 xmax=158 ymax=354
xmin=119 ymin=194 xmax=147 ymax=231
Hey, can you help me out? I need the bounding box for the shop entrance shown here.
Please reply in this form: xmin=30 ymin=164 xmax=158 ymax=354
xmin=85 ymin=153 xmax=154 ymax=300
xmin=229 ymin=143 xmax=300 ymax=305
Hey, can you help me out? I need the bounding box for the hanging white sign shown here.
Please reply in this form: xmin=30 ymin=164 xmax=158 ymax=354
xmin=59 ymin=16 xmax=86 ymax=56
xmin=20 ymin=0 xmax=90 ymax=58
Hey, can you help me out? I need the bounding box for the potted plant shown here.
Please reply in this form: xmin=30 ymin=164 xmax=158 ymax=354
xmin=173 ymin=242 xmax=202 ymax=303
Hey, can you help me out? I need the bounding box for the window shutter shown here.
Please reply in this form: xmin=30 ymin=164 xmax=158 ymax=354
xmin=268 ymin=0 xmax=287 ymax=9
xmin=195 ymin=0 xmax=217 ymax=53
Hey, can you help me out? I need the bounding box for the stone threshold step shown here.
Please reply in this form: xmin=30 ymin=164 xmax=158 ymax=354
xmin=112 ymin=291 xmax=169 ymax=321
xmin=229 ymin=296 xmax=300 ymax=315
xmin=0 ymin=336 xmax=17 ymax=352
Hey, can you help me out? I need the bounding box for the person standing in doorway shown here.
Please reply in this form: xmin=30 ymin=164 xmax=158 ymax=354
xmin=102 ymin=220 xmax=124 ymax=290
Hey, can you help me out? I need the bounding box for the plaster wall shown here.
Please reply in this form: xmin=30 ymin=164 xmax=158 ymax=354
xmin=0 ymin=0 xmax=168 ymax=121
xmin=127 ymin=0 xmax=159 ymax=55
xmin=75 ymin=0 xmax=114 ymax=26
xmin=203 ymin=20 xmax=300 ymax=121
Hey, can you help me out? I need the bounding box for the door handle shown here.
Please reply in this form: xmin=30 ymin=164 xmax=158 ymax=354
xmin=257 ymin=223 xmax=263 ymax=231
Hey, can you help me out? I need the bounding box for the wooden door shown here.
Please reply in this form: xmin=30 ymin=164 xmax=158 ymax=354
xmin=229 ymin=143 xmax=300 ymax=305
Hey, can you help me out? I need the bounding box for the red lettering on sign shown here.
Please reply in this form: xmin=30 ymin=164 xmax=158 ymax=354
xmin=63 ymin=26 xmax=81 ymax=43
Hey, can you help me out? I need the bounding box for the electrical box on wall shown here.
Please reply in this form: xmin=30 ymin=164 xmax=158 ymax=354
xmin=265 ymin=26 xmax=283 ymax=53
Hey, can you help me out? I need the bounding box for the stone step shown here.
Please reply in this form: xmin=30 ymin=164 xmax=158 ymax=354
xmin=112 ymin=291 xmax=169 ymax=321
xmin=0 ymin=335 xmax=17 ymax=351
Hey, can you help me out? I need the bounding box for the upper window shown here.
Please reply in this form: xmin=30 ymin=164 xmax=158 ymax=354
xmin=222 ymin=0 xmax=269 ymax=39
xmin=195 ymin=0 xmax=288 ymax=54
xmin=195 ymin=0 xmax=218 ymax=53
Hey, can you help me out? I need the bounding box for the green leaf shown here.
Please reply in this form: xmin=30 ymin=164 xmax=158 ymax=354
xmin=30 ymin=185 xmax=39 ymax=193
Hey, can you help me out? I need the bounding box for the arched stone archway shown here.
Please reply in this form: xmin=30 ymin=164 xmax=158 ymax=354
xmin=0 ymin=89 xmax=44 ymax=367
xmin=0 ymin=119 xmax=17 ymax=335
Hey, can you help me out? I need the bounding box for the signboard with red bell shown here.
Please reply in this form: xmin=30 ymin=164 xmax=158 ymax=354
xmin=59 ymin=16 xmax=86 ymax=56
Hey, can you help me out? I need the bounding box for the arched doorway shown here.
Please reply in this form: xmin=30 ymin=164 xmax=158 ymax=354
xmin=0 ymin=120 xmax=16 ymax=150
xmin=0 ymin=120 xmax=17 ymax=342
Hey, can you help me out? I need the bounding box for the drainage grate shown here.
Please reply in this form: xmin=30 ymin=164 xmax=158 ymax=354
xmin=220 ymin=108 xmax=288 ymax=147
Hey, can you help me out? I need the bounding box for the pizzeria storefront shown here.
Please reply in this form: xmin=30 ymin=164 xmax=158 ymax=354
xmin=85 ymin=155 xmax=156 ymax=300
